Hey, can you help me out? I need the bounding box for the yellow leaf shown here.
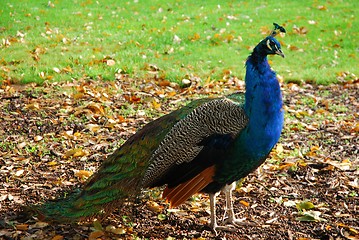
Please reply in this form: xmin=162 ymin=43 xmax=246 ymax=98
xmin=152 ymin=100 xmax=161 ymax=109
xmin=276 ymin=143 xmax=284 ymax=154
xmin=75 ymin=170 xmax=93 ymax=179
xmin=349 ymin=228 xmax=358 ymax=235
xmin=62 ymin=66 xmax=73 ymax=73
xmin=48 ymin=161 xmax=57 ymax=166
xmin=73 ymin=93 xmax=84 ymax=99
xmin=65 ymin=148 xmax=87 ymax=158
xmin=166 ymin=91 xmax=177 ymax=97
xmin=26 ymin=102 xmax=40 ymax=110
xmin=296 ymin=200 xmax=315 ymax=211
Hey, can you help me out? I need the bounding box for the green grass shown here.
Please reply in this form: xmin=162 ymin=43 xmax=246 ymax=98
xmin=1 ymin=0 xmax=358 ymax=85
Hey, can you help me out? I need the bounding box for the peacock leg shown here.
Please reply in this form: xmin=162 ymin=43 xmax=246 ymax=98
xmin=209 ymin=193 xmax=218 ymax=230
xmin=209 ymin=191 xmax=236 ymax=233
xmin=222 ymin=182 xmax=245 ymax=225
xmin=222 ymin=182 xmax=256 ymax=227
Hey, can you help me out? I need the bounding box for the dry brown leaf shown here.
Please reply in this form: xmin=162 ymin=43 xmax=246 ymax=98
xmin=51 ymin=235 xmax=64 ymax=240
xmin=89 ymin=230 xmax=104 ymax=240
xmin=86 ymin=102 xmax=104 ymax=114
xmin=16 ymin=224 xmax=29 ymax=231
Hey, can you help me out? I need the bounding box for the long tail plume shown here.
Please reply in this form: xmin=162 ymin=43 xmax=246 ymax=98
xmin=27 ymin=148 xmax=147 ymax=222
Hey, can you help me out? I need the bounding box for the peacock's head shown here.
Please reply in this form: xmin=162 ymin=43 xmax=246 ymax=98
xmin=254 ymin=23 xmax=286 ymax=58
xmin=262 ymin=36 xmax=285 ymax=58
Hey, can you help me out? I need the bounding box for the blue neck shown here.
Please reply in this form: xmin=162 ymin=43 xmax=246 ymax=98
xmin=240 ymin=54 xmax=284 ymax=160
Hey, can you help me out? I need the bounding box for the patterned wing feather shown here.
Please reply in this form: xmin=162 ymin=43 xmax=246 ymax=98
xmin=142 ymin=95 xmax=248 ymax=188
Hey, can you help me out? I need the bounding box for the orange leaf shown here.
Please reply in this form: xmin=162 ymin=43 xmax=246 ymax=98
xmin=124 ymin=95 xmax=141 ymax=103
xmin=240 ymin=200 xmax=250 ymax=207
xmin=159 ymin=80 xmax=170 ymax=87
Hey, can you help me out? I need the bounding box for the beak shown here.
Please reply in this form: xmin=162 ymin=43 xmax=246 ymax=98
xmin=276 ymin=49 xmax=285 ymax=58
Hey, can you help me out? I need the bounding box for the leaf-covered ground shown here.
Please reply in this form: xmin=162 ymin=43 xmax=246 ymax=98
xmin=0 ymin=77 xmax=358 ymax=239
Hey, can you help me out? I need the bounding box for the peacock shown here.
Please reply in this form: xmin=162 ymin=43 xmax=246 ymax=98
xmin=32 ymin=23 xmax=286 ymax=231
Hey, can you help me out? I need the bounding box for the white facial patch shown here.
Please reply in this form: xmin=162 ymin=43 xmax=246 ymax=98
xmin=266 ymin=39 xmax=272 ymax=51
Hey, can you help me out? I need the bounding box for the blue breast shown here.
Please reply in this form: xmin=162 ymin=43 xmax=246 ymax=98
xmin=214 ymin=56 xmax=284 ymax=183
xmin=241 ymin=58 xmax=284 ymax=159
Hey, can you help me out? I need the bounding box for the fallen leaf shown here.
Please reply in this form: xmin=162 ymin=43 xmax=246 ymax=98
xmin=52 ymin=235 xmax=64 ymax=240
xmin=14 ymin=169 xmax=24 ymax=177
xmin=25 ymin=102 xmax=40 ymax=110
xmin=89 ymin=230 xmax=104 ymax=240
xmin=105 ymin=225 xmax=126 ymax=235
xmin=16 ymin=224 xmax=29 ymax=231
xmin=296 ymin=200 xmax=315 ymax=211
xmin=296 ymin=210 xmax=327 ymax=222
xmin=31 ymin=222 xmax=49 ymax=228
xmin=64 ymin=148 xmax=87 ymax=158
xmin=86 ymin=102 xmax=104 ymax=114
xmin=75 ymin=170 xmax=93 ymax=179
xmin=34 ymin=135 xmax=43 ymax=142
xmin=239 ymin=200 xmax=249 ymax=207
xmin=157 ymin=213 xmax=167 ymax=220
xmin=106 ymin=59 xmax=116 ymax=66
xmin=93 ymin=220 xmax=103 ymax=231
xmin=147 ymin=201 xmax=163 ymax=213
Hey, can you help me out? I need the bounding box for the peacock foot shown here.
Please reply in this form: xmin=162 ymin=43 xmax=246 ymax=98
xmin=222 ymin=216 xmax=257 ymax=227
xmin=210 ymin=221 xmax=237 ymax=235
xmin=210 ymin=218 xmax=257 ymax=235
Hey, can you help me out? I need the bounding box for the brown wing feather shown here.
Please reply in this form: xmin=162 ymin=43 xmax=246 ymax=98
xmin=162 ymin=165 xmax=216 ymax=208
